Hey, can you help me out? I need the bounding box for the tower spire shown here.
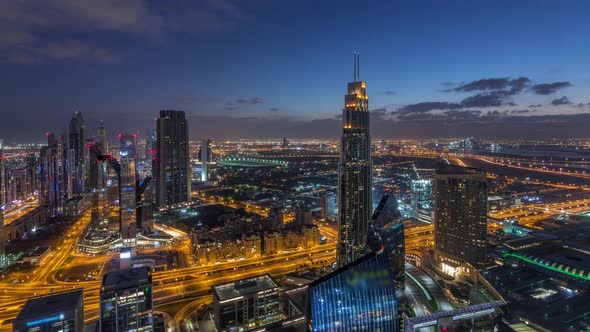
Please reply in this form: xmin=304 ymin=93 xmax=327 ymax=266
xmin=353 ymin=52 xmax=357 ymax=81
xmin=353 ymin=52 xmax=360 ymax=82
xmin=357 ymin=53 xmax=360 ymax=81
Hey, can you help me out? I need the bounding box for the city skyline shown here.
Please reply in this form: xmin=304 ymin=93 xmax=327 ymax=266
xmin=2 ymin=0 xmax=590 ymax=141
xmin=2 ymin=2 xmax=590 ymax=331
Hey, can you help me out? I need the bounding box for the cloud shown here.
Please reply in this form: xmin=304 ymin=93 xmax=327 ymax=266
xmin=370 ymin=108 xmax=390 ymax=121
xmin=531 ymin=82 xmax=572 ymax=95
xmin=269 ymin=107 xmax=280 ymax=112
xmin=236 ymin=97 xmax=263 ymax=105
xmin=528 ymin=104 xmax=543 ymax=108
xmin=42 ymin=39 xmax=119 ymax=62
xmin=453 ymin=77 xmax=531 ymax=94
xmin=0 ymin=0 xmax=248 ymax=63
xmin=400 ymin=77 xmax=538 ymax=114
xmin=460 ymin=91 xmax=508 ymax=108
xmin=551 ymin=96 xmax=570 ymax=106
xmin=397 ymin=90 xmax=514 ymax=114
xmin=379 ymin=90 xmax=396 ymax=96
xmin=511 ymin=109 xmax=537 ymax=114
xmin=396 ymin=102 xmax=460 ymax=114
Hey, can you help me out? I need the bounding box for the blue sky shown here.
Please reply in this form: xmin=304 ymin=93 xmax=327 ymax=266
xmin=1 ymin=0 xmax=590 ymax=141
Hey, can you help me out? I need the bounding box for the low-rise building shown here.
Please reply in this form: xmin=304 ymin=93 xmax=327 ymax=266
xmin=19 ymin=246 xmax=51 ymax=265
xmin=242 ymin=233 xmax=261 ymax=259
xmin=264 ymin=230 xmax=282 ymax=254
xmin=302 ymin=224 xmax=320 ymax=249
xmin=63 ymin=195 xmax=88 ymax=219
xmin=4 ymin=206 xmax=48 ymax=240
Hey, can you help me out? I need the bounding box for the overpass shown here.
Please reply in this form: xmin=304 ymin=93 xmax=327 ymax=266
xmin=218 ymin=157 xmax=288 ymax=167
xmin=404 ymin=300 xmax=506 ymax=332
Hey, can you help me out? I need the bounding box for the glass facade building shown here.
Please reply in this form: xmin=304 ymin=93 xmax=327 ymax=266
xmin=99 ymin=267 xmax=154 ymax=332
xmin=155 ymin=110 xmax=190 ymax=209
xmin=369 ymin=191 xmax=405 ymax=290
xmin=212 ymin=274 xmax=282 ymax=331
xmin=308 ymin=250 xmax=399 ymax=332
xmin=434 ymin=163 xmax=488 ymax=268
xmin=119 ymin=134 xmax=137 ymax=246
xmin=337 ymin=53 xmax=372 ymax=267
xmin=14 ymin=289 xmax=84 ymax=332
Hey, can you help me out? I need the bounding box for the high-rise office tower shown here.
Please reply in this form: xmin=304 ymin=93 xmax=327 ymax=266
xmin=434 ymin=163 xmax=488 ymax=273
xmin=0 ymin=139 xmax=5 ymax=266
xmin=119 ymin=134 xmax=137 ymax=246
xmin=97 ymin=120 xmax=107 ymax=154
xmin=337 ymin=53 xmax=372 ymax=267
xmin=368 ymin=191 xmax=405 ymax=289
xmin=155 ymin=110 xmax=190 ymax=209
xmin=200 ymin=139 xmax=211 ymax=182
xmin=39 ymin=133 xmax=65 ymax=216
xmin=67 ymin=112 xmax=86 ymax=197
xmin=99 ymin=267 xmax=154 ymax=332
xmin=13 ymin=289 xmax=84 ymax=332
xmin=308 ymin=250 xmax=399 ymax=332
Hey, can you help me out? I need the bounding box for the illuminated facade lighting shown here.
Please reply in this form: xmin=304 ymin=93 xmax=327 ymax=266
xmin=337 ymin=52 xmax=372 ymax=267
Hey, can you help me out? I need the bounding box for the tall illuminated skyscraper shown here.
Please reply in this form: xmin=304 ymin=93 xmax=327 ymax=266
xmin=0 ymin=139 xmax=5 ymax=266
xmin=119 ymin=134 xmax=137 ymax=246
xmin=155 ymin=110 xmax=190 ymax=209
xmin=337 ymin=53 xmax=372 ymax=267
xmin=97 ymin=120 xmax=107 ymax=154
xmin=67 ymin=111 xmax=86 ymax=197
xmin=434 ymin=163 xmax=488 ymax=274
xmin=201 ymin=139 xmax=211 ymax=182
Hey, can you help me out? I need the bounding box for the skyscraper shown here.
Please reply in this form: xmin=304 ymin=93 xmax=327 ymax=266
xmin=97 ymin=120 xmax=107 ymax=154
xmin=0 ymin=139 xmax=5 ymax=266
xmin=39 ymin=132 xmax=65 ymax=216
xmin=67 ymin=111 xmax=86 ymax=197
xmin=13 ymin=289 xmax=84 ymax=332
xmin=434 ymin=163 xmax=488 ymax=274
xmin=119 ymin=134 xmax=137 ymax=246
xmin=155 ymin=110 xmax=190 ymax=209
xmin=337 ymin=53 xmax=372 ymax=267
xmin=368 ymin=191 xmax=405 ymax=289
xmin=99 ymin=267 xmax=154 ymax=331
xmin=308 ymin=250 xmax=399 ymax=332
xmin=200 ymin=139 xmax=211 ymax=182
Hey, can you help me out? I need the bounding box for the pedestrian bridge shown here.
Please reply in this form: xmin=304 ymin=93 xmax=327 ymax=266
xmin=404 ymin=300 xmax=506 ymax=332
xmin=218 ymin=157 xmax=288 ymax=167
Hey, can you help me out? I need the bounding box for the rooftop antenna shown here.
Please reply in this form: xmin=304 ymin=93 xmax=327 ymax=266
xmin=357 ymin=52 xmax=360 ymax=82
xmin=353 ymin=52 xmax=357 ymax=82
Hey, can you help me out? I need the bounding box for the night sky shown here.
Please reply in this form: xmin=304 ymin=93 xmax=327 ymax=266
xmin=1 ymin=0 xmax=590 ymax=142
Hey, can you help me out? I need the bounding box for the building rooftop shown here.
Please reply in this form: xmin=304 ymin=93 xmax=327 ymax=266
xmin=16 ymin=289 xmax=83 ymax=321
xmin=23 ymin=246 xmax=50 ymax=258
xmin=101 ymin=266 xmax=151 ymax=292
xmin=435 ymin=162 xmax=486 ymax=175
xmin=212 ymin=274 xmax=278 ymax=302
xmin=64 ymin=195 xmax=85 ymax=204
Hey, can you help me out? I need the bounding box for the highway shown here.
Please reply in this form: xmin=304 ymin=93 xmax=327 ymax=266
xmin=0 ymin=233 xmax=336 ymax=330
xmin=2 ymin=198 xmax=39 ymax=226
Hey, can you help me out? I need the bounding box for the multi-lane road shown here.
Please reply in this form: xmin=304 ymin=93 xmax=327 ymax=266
xmin=0 ymin=225 xmax=336 ymax=330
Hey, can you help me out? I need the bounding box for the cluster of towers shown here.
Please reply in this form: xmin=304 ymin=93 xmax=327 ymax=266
xmin=35 ymin=109 xmax=193 ymax=247
xmin=336 ymin=54 xmax=488 ymax=279
xmin=38 ymin=112 xmax=89 ymax=217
